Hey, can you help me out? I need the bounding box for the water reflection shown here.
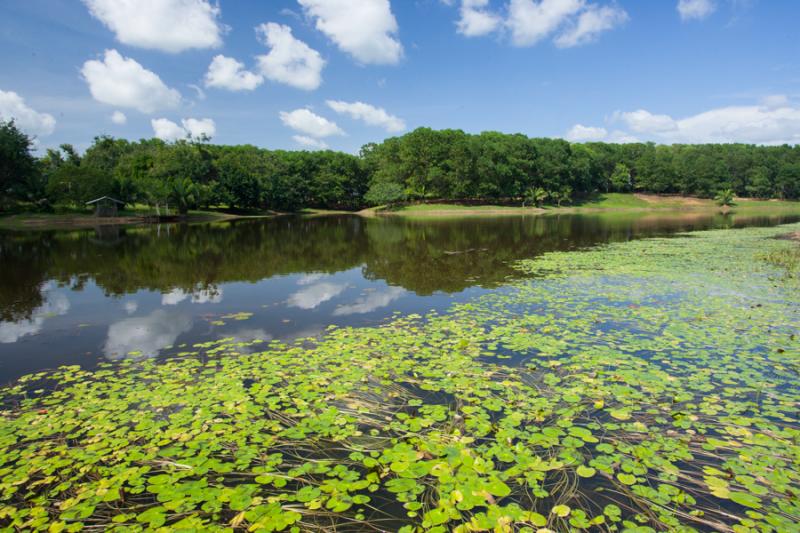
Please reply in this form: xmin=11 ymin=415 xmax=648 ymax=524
xmin=333 ymin=287 xmax=406 ymax=316
xmin=104 ymin=309 xmax=192 ymax=360
xmin=288 ymin=281 xmax=349 ymax=310
xmin=0 ymin=210 xmax=798 ymax=381
xmin=0 ymin=285 xmax=69 ymax=343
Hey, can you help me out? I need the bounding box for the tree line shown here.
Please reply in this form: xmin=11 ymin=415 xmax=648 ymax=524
xmin=2 ymin=120 xmax=800 ymax=213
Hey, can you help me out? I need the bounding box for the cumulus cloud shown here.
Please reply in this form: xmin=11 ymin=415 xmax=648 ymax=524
xmin=451 ymin=0 xmax=627 ymax=47
xmin=507 ymin=0 xmax=584 ymax=46
xmin=554 ymin=4 xmax=629 ymax=48
xmin=151 ymin=117 xmax=216 ymax=141
xmin=81 ymin=49 xmax=181 ymax=113
xmin=0 ymin=89 xmax=56 ymax=136
xmin=565 ymin=124 xmax=639 ymax=143
xmin=280 ymin=108 xmax=344 ymax=138
xmin=205 ymin=55 xmax=264 ymax=91
xmin=565 ymin=124 xmax=608 ymax=142
xmin=332 ymin=287 xmax=406 ymax=316
xmin=151 ymin=118 xmax=186 ymax=142
xmin=104 ymin=309 xmax=192 ymax=360
xmin=110 ymin=110 xmax=127 ymax=125
xmin=288 ymin=282 xmax=348 ymax=309
xmin=456 ymin=0 xmax=502 ymax=37
xmin=0 ymin=292 xmax=69 ymax=344
xmin=677 ymin=0 xmax=715 ymax=20
xmin=182 ymin=117 xmax=216 ymax=139
xmin=256 ymin=23 xmax=325 ymax=91
xmin=298 ymin=0 xmax=403 ymax=65
xmin=293 ymin=135 xmax=329 ymax=149
xmin=326 ymin=100 xmax=405 ymax=132
xmin=82 ymin=0 xmax=224 ymax=53
xmin=567 ymin=96 xmax=800 ymax=145
xmin=615 ymin=109 xmax=678 ymax=134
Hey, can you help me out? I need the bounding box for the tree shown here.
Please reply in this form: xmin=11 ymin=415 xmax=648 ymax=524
xmin=523 ymin=187 xmax=548 ymax=207
xmin=610 ymin=163 xmax=632 ymax=192
xmin=714 ymin=189 xmax=736 ymax=207
xmin=169 ymin=177 xmax=198 ymax=215
xmin=45 ymin=165 xmax=115 ymax=206
xmin=364 ymin=182 xmax=407 ymax=206
xmin=0 ymin=120 xmax=39 ymax=207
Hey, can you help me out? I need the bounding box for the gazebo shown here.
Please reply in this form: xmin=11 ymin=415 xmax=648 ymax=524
xmin=86 ymin=196 xmax=124 ymax=217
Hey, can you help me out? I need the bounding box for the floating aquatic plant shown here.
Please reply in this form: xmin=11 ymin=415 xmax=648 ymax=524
xmin=0 ymin=224 xmax=799 ymax=531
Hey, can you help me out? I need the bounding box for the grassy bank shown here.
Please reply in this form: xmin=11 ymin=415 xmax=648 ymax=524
xmin=0 ymin=207 xmax=281 ymax=231
xmin=4 ymin=194 xmax=800 ymax=229
xmin=367 ymin=193 xmax=800 ymax=217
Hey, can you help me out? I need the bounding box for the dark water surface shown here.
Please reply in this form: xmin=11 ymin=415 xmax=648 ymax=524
xmin=1 ymin=210 xmax=797 ymax=383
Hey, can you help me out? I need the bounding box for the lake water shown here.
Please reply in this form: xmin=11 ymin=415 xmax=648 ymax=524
xmin=1 ymin=210 xmax=798 ymax=384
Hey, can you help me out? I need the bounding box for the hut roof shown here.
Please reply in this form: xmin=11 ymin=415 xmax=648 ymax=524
xmin=85 ymin=196 xmax=125 ymax=205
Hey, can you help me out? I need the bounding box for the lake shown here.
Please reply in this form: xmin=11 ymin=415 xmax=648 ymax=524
xmin=2 ymin=211 xmax=800 ymax=532
xmin=1 ymin=210 xmax=798 ymax=384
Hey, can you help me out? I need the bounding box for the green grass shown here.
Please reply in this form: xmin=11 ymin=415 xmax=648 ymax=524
xmin=575 ymin=193 xmax=657 ymax=208
xmin=378 ymin=194 xmax=800 ymax=217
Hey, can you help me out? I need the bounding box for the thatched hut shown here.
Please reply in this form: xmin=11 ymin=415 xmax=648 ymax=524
xmin=86 ymin=196 xmax=124 ymax=217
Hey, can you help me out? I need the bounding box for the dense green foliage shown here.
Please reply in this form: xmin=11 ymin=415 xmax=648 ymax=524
xmin=0 ymin=120 xmax=41 ymax=209
xmin=2 ymin=120 xmax=800 ymax=212
xmin=1 ymin=223 xmax=799 ymax=531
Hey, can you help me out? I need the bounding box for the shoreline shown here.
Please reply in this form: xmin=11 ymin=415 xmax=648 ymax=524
xmin=3 ymin=194 xmax=800 ymax=229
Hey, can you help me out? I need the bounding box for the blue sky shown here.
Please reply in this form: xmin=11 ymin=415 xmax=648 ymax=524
xmin=1 ymin=0 xmax=799 ymax=153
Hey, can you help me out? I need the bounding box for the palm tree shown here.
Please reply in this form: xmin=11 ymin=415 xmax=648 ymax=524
xmin=714 ymin=189 xmax=736 ymax=207
xmin=169 ymin=177 xmax=198 ymax=215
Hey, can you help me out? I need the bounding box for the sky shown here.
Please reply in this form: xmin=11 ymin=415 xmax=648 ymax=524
xmin=0 ymin=0 xmax=799 ymax=153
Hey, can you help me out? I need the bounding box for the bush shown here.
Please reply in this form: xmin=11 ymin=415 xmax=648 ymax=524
xmin=364 ymin=182 xmax=407 ymax=207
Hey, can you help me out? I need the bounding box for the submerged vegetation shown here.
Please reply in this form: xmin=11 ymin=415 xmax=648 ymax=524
xmin=1 ymin=222 xmax=799 ymax=531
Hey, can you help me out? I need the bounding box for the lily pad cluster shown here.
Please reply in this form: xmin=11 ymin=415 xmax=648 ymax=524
xmin=0 ymin=224 xmax=799 ymax=531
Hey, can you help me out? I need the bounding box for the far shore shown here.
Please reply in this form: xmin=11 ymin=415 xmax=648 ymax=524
xmin=3 ymin=194 xmax=800 ymax=230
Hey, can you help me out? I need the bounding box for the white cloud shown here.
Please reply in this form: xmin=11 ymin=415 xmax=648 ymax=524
xmin=457 ymin=0 xmax=502 ymax=37
xmin=82 ymin=0 xmax=224 ymax=53
xmin=81 ymin=49 xmax=181 ymax=113
xmin=152 ymin=118 xmax=186 ymax=142
xmin=151 ymin=117 xmax=216 ymax=141
xmin=205 ymin=55 xmax=264 ymax=91
xmin=333 ymin=287 xmax=405 ymax=316
xmin=293 ymin=135 xmax=329 ymax=149
xmin=0 ymin=89 xmax=56 ymax=136
xmin=256 ymin=23 xmax=325 ymax=91
xmin=761 ymin=94 xmax=789 ymax=109
xmin=570 ymin=98 xmax=800 ymax=145
xmin=507 ymin=0 xmax=585 ymax=46
xmin=110 ymin=110 xmax=127 ymax=125
xmin=565 ymin=124 xmax=608 ymax=141
xmin=453 ymin=0 xmax=626 ymax=47
xmin=123 ymin=300 xmax=138 ymax=314
xmin=554 ymin=4 xmax=628 ymax=48
xmin=298 ymin=0 xmax=403 ymax=65
xmin=0 ymin=292 xmax=69 ymax=344
xmin=326 ymin=100 xmax=406 ymax=132
xmin=280 ymin=108 xmax=344 ymax=138
xmin=615 ymin=109 xmax=678 ymax=134
xmin=288 ymin=282 xmax=348 ymax=309
xmin=182 ymin=117 xmax=216 ymax=139
xmin=677 ymin=0 xmax=715 ymax=21
xmin=104 ymin=309 xmax=192 ymax=360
